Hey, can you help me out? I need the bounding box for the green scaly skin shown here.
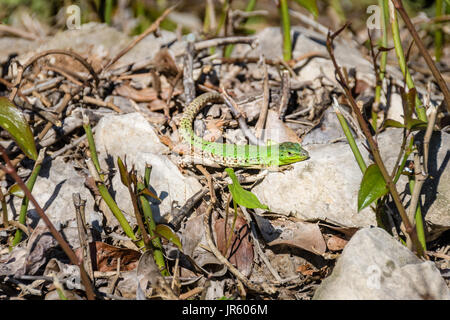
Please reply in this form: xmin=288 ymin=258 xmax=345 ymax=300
xmin=180 ymin=92 xmax=309 ymax=168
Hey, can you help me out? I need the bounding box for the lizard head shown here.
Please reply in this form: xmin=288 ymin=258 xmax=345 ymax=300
xmin=277 ymin=142 xmax=309 ymax=165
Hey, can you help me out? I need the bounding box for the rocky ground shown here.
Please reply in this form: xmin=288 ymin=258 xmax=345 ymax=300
xmin=0 ymin=12 xmax=449 ymax=300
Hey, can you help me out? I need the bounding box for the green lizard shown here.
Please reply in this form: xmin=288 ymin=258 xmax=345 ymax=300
xmin=179 ymin=92 xmax=309 ymax=168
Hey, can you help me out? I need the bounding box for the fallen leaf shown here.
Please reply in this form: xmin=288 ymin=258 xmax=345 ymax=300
xmin=354 ymin=79 xmax=370 ymax=95
xmin=114 ymin=84 xmax=158 ymax=102
xmin=74 ymin=242 xmax=141 ymax=272
xmin=135 ymin=250 xmax=162 ymax=300
xmin=0 ymin=247 xmax=27 ymax=277
xmin=148 ymin=99 xmax=168 ymax=111
xmin=318 ymin=222 xmax=359 ymax=240
xmin=214 ymin=216 xmax=253 ymax=277
xmin=25 ymin=225 xmax=58 ymax=275
xmin=152 ymin=48 xmax=179 ymax=78
xmin=266 ymin=220 xmax=326 ymax=255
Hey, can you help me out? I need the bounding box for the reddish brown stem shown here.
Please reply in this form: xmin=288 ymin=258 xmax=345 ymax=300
xmin=326 ymin=25 xmax=423 ymax=257
xmin=0 ymin=146 xmax=96 ymax=299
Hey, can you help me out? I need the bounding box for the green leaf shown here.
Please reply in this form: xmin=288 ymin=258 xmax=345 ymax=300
xmin=383 ymin=119 xmax=405 ymax=129
xmin=0 ymin=97 xmax=37 ymax=160
xmin=155 ymin=224 xmax=182 ymax=251
xmin=8 ymin=183 xmax=24 ymax=198
xmin=117 ymin=157 xmax=129 ymax=187
xmin=408 ymin=119 xmax=428 ymax=131
xmin=292 ymin=0 xmax=318 ymax=18
xmin=358 ymin=164 xmax=389 ymax=211
xmin=225 ymin=168 xmax=269 ymax=210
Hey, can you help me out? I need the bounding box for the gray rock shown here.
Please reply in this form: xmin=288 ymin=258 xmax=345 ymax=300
xmin=253 ymin=138 xmax=376 ymax=227
xmin=236 ymin=27 xmax=430 ymax=99
xmin=14 ymin=158 xmax=95 ymax=232
xmin=313 ymin=228 xmax=450 ymax=300
xmin=16 ymin=23 xmax=130 ymax=65
xmin=302 ymin=107 xmax=350 ymax=145
xmin=0 ymin=37 xmax=38 ymax=64
xmin=247 ymin=27 xmax=391 ymax=86
xmin=94 ymin=112 xmax=202 ymax=222
xmin=13 ymin=22 xmax=184 ymax=71
xmin=252 ymin=128 xmax=450 ymax=234
xmin=386 ymin=93 xmax=404 ymax=123
xmin=95 ymin=112 xmax=168 ymax=156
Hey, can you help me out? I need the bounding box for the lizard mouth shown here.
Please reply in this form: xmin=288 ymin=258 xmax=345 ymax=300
xmin=281 ymin=152 xmax=309 ymax=165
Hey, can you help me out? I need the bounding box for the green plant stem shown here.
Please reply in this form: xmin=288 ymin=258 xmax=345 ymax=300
xmin=224 ymin=0 xmax=257 ymax=57
xmin=11 ymin=150 xmax=44 ymax=247
xmin=216 ymin=0 xmax=230 ymax=36
xmin=392 ymin=0 xmax=450 ymax=114
xmin=373 ymin=0 xmax=390 ymax=129
xmin=330 ymin=0 xmax=345 ymax=23
xmin=96 ymin=182 xmax=143 ymax=247
xmin=203 ymin=0 xmax=213 ymax=34
xmin=408 ymin=178 xmax=426 ymax=252
xmin=139 ymin=166 xmax=168 ymax=275
xmin=389 ymin=0 xmax=426 ymax=122
xmin=333 ymin=99 xmax=367 ymax=173
xmin=104 ymin=0 xmax=113 ymax=25
xmin=225 ymin=200 xmax=238 ymax=254
xmin=279 ymin=0 xmax=292 ymax=61
xmin=83 ymin=122 xmax=143 ymax=248
xmin=82 ymin=117 xmax=101 ymax=176
xmin=245 ymin=0 xmax=257 ymax=20
xmin=393 ymin=136 xmax=413 ymax=184
xmin=210 ymin=0 xmax=230 ymax=55
xmin=138 ymin=192 xmax=168 ymax=276
xmin=434 ymin=0 xmax=444 ymax=62
xmin=327 ymin=26 xmax=423 ymax=257
xmin=379 ymin=0 xmax=389 ymax=84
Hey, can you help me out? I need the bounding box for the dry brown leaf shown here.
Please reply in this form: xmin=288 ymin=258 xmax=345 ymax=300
xmin=114 ymin=83 xmax=181 ymax=102
xmin=267 ymin=220 xmax=326 ymax=255
xmin=75 ymin=241 xmax=140 ymax=272
xmin=326 ymin=235 xmax=348 ymax=251
xmin=354 ymin=79 xmax=371 ymax=95
xmin=214 ymin=216 xmax=253 ymax=277
xmin=319 ymin=223 xmax=359 ymax=240
xmin=25 ymin=225 xmax=58 ymax=275
xmin=114 ymin=84 xmax=158 ymax=102
xmin=148 ymin=99 xmax=168 ymax=111
xmin=152 ymin=48 xmax=179 ymax=78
